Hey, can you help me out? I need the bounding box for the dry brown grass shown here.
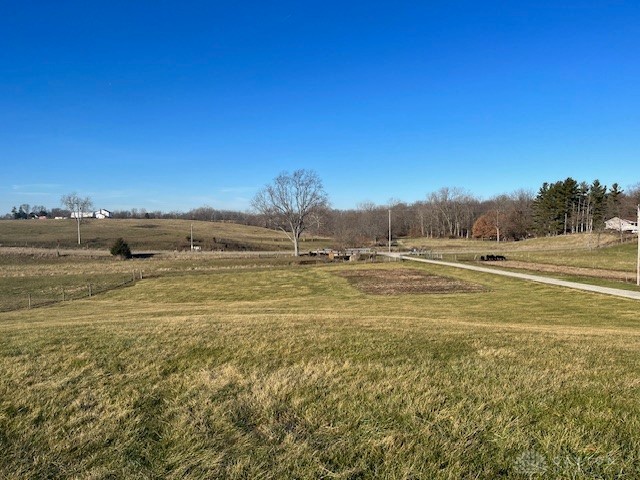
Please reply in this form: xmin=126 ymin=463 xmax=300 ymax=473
xmin=0 ymin=218 xmax=331 ymax=251
xmin=1 ymin=257 xmax=640 ymax=478
xmin=496 ymin=260 xmax=633 ymax=281
xmin=400 ymin=232 xmax=626 ymax=253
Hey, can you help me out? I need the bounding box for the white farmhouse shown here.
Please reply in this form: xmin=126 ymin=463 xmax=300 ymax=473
xmin=605 ymin=217 xmax=638 ymax=233
xmin=95 ymin=209 xmax=112 ymax=219
xmin=70 ymin=208 xmax=112 ymax=219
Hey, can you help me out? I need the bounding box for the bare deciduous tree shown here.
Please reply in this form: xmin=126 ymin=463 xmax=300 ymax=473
xmin=426 ymin=187 xmax=478 ymax=238
xmin=252 ymin=170 xmax=329 ymax=256
xmin=357 ymin=201 xmax=387 ymax=245
xmin=61 ymin=193 xmax=93 ymax=245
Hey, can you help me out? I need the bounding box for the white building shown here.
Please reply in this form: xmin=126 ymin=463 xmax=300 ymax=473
xmin=605 ymin=217 xmax=638 ymax=233
xmin=95 ymin=209 xmax=112 ymax=219
xmin=70 ymin=211 xmax=95 ymax=219
xmin=70 ymin=208 xmax=112 ymax=219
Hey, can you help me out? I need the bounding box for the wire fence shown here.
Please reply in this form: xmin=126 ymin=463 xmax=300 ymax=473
xmin=409 ymin=250 xmax=444 ymax=260
xmin=0 ymin=270 xmax=144 ymax=313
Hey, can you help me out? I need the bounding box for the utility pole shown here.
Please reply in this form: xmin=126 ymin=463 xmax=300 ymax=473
xmin=388 ymin=209 xmax=391 ymax=254
xmin=637 ymin=205 xmax=639 ymax=286
xmin=190 ymin=223 xmax=194 ymax=252
xmin=77 ymin=215 xmax=82 ymax=245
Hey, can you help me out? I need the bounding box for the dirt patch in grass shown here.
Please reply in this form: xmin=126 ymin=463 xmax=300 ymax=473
xmin=338 ymin=268 xmax=485 ymax=295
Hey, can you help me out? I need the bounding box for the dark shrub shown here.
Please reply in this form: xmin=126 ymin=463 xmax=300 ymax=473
xmin=110 ymin=238 xmax=132 ymax=259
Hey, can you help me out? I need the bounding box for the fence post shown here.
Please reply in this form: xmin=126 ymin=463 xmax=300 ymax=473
xmin=28 ymin=293 xmax=31 ymax=309
xmin=62 ymin=288 xmax=65 ymax=301
xmin=88 ymin=283 xmax=92 ymax=298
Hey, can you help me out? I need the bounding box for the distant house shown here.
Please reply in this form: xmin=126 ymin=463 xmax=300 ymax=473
xmin=95 ymin=209 xmax=112 ymax=219
xmin=70 ymin=208 xmax=112 ymax=219
xmin=70 ymin=211 xmax=95 ymax=219
xmin=605 ymin=217 xmax=638 ymax=233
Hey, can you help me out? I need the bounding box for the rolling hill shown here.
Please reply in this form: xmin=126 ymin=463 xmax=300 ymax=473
xmin=0 ymin=218 xmax=329 ymax=252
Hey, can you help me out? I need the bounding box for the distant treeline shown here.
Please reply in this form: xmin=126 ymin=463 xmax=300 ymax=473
xmin=6 ymin=179 xmax=640 ymax=246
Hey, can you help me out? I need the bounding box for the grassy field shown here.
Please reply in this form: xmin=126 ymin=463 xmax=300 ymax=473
xmin=0 ymin=248 xmax=327 ymax=312
xmin=400 ymin=232 xmax=629 ymax=253
xmin=0 ymin=218 xmax=330 ymax=251
xmin=498 ymin=241 xmax=638 ymax=272
xmin=2 ymin=217 xmax=636 ymax=276
xmin=1 ymin=255 xmax=640 ymax=478
xmin=402 ymin=233 xmax=639 ymax=277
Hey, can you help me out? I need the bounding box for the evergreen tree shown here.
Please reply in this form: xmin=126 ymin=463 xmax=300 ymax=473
xmin=11 ymin=205 xmax=28 ymax=219
xmin=589 ymin=180 xmax=608 ymax=232
xmin=533 ymin=178 xmax=578 ymax=235
xmin=110 ymin=238 xmax=132 ymax=259
xmin=532 ymin=177 xmax=609 ymax=235
xmin=607 ymin=183 xmax=623 ymax=218
xmin=575 ymin=182 xmax=590 ymax=233
xmin=559 ymin=178 xmax=579 ymax=234
xmin=533 ymin=182 xmax=552 ymax=235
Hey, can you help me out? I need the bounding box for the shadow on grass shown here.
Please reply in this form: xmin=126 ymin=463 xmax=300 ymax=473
xmin=132 ymin=253 xmax=156 ymax=259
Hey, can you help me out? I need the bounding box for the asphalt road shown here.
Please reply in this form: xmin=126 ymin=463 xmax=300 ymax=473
xmin=385 ymin=253 xmax=640 ymax=301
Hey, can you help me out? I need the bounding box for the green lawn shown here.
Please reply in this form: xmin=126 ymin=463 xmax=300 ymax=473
xmin=1 ymin=260 xmax=639 ymax=478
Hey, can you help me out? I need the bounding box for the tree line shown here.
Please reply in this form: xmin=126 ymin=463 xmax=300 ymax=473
xmin=530 ymin=178 xmax=629 ymax=236
xmin=5 ymin=176 xmax=640 ymax=250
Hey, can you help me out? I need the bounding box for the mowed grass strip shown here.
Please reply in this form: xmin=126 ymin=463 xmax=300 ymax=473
xmin=1 ymin=262 xmax=639 ymax=478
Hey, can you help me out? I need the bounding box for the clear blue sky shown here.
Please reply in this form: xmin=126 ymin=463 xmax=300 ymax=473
xmin=1 ymin=1 xmax=639 ymax=214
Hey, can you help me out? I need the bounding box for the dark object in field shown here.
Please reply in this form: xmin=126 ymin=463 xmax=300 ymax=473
xmin=110 ymin=238 xmax=132 ymax=259
xmin=480 ymin=254 xmax=507 ymax=261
